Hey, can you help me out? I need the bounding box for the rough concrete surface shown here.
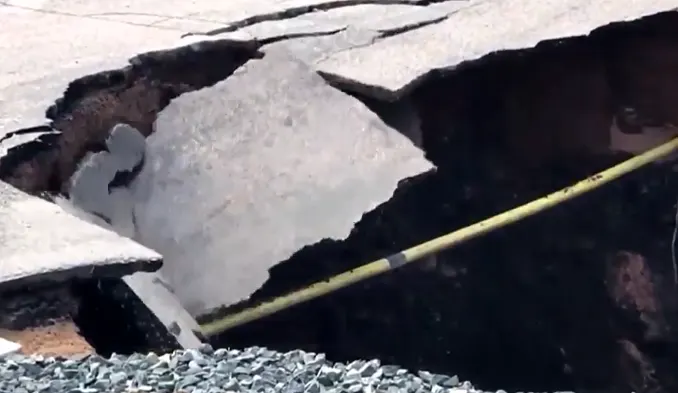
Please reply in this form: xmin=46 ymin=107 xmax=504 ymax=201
xmin=65 ymin=49 xmax=432 ymax=315
xmin=0 ymin=180 xmax=161 ymax=288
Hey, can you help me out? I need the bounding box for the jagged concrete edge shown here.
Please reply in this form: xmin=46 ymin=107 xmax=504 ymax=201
xmin=0 ymin=38 xmax=267 ymax=346
xmin=0 ymin=177 xmax=163 ymax=290
xmin=315 ymin=5 xmax=678 ymax=101
xmin=0 ymin=36 xmax=266 ymax=201
xmin=0 ymin=259 xmax=162 ymax=293
xmin=54 ymin=198 xmax=202 ymax=349
xmin=46 ymin=38 xmax=262 ymax=123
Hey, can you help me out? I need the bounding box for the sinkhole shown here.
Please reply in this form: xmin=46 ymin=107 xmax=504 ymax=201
xmin=3 ymin=9 xmax=678 ymax=393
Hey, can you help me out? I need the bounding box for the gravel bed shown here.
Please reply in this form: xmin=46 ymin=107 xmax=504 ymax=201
xmin=0 ymin=344 xmax=518 ymax=393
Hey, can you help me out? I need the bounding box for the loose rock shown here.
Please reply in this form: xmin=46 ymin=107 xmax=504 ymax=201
xmin=0 ymin=346 xmax=502 ymax=393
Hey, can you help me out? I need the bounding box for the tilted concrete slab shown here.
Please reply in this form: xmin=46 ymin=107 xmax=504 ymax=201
xmin=64 ymin=49 xmax=432 ymax=316
xmin=0 ymin=180 xmax=162 ymax=290
xmin=54 ymin=197 xmax=204 ymax=349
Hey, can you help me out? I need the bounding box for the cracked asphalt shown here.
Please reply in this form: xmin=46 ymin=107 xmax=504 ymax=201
xmin=2 ymin=0 xmax=675 ymax=137
xmin=0 ymin=0 xmax=466 ymax=133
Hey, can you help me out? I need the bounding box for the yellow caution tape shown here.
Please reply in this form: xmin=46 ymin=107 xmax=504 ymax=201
xmin=200 ymin=137 xmax=678 ymax=337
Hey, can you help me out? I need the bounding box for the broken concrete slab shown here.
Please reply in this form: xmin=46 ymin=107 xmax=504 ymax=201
xmin=44 ymin=199 xmax=203 ymax=350
xmin=1 ymin=38 xmax=263 ymax=196
xmin=1 ymin=1 xmax=678 ymax=390
xmin=316 ymin=0 xmax=678 ymax=99
xmin=66 ymin=49 xmax=431 ymax=316
xmin=0 ymin=180 xmax=162 ymax=290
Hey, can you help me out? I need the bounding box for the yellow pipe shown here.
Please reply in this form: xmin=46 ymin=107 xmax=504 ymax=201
xmin=200 ymin=138 xmax=678 ymax=337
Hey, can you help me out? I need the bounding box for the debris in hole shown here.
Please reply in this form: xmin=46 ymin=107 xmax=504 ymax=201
xmin=0 ymin=180 xmax=161 ymax=289
xmin=116 ymin=47 xmax=431 ymax=315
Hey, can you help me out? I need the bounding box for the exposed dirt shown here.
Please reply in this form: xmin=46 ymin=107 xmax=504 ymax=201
xmin=0 ymin=321 xmax=93 ymax=357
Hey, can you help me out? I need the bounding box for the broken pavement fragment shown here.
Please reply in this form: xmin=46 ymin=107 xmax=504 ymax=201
xmin=119 ymin=48 xmax=433 ymax=316
xmin=314 ymin=0 xmax=678 ymax=100
xmin=0 ymin=180 xmax=161 ymax=290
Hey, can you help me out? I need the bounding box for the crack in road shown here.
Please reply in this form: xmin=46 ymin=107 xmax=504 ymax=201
xmin=182 ymin=0 xmax=462 ymax=37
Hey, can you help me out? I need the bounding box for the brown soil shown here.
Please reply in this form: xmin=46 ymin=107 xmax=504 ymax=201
xmin=0 ymin=321 xmax=94 ymax=357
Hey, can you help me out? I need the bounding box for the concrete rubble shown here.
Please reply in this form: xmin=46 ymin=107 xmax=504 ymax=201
xmin=2 ymin=0 xmax=678 ymax=391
